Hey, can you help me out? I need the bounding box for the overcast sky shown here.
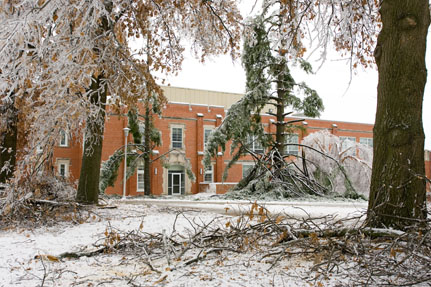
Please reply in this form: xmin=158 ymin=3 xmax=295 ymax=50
xmin=165 ymin=3 xmax=431 ymax=150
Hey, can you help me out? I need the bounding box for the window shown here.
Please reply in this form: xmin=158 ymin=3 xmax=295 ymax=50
xmin=285 ymin=134 xmax=299 ymax=156
xmin=340 ymin=136 xmax=356 ymax=155
xmin=204 ymin=165 xmax=213 ymax=182
xmin=168 ymin=170 xmax=185 ymax=195
xmin=204 ymin=127 xmax=213 ymax=149
xmin=59 ymin=130 xmax=69 ymax=147
xmin=57 ymin=159 xmax=69 ymax=178
xmin=247 ymin=135 xmax=264 ymax=153
xmin=137 ymin=163 xmax=145 ymax=192
xmin=171 ymin=127 xmax=183 ymax=149
xmin=359 ymin=137 xmax=373 ymax=148
xmin=242 ymin=164 xmax=254 ymax=179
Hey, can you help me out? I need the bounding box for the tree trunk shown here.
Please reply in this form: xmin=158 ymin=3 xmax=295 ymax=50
xmin=274 ymin=62 xmax=287 ymax=168
xmin=367 ymin=0 xmax=430 ymax=229
xmin=0 ymin=93 xmax=18 ymax=184
xmin=143 ymin=104 xmax=151 ymax=196
xmin=76 ymin=76 xmax=107 ymax=204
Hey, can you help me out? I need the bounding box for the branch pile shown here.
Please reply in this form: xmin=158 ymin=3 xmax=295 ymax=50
xmin=0 ymin=175 xmax=90 ymax=227
xmin=57 ymin=204 xmax=431 ymax=286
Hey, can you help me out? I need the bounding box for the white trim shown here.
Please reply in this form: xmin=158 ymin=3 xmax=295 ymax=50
xmin=168 ymin=101 xmax=224 ymax=109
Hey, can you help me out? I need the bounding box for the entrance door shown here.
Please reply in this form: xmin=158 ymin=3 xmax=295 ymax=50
xmin=171 ymin=172 xmax=182 ymax=195
xmin=168 ymin=169 xmax=185 ymax=195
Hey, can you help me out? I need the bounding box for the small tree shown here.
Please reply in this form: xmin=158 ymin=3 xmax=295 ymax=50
xmin=300 ymin=130 xmax=373 ymax=199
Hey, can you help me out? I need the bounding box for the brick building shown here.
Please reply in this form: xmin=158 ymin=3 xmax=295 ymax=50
xmin=52 ymin=86 xmax=431 ymax=196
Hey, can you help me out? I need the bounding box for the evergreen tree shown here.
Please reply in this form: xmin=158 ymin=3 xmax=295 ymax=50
xmin=204 ymin=12 xmax=323 ymax=178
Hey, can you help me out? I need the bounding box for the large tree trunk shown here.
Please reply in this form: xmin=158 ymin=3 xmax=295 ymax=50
xmin=367 ymin=0 xmax=430 ymax=229
xmin=0 ymin=93 xmax=18 ymax=184
xmin=275 ymin=69 xmax=286 ymax=158
xmin=76 ymin=76 xmax=107 ymax=204
xmin=143 ymin=104 xmax=151 ymax=196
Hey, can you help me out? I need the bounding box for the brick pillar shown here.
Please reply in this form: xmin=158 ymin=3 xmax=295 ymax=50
xmin=269 ymin=119 xmax=275 ymax=140
xmin=215 ymin=114 xmax=223 ymax=182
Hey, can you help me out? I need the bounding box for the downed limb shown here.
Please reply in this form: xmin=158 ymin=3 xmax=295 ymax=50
xmin=55 ymin=204 xmax=431 ymax=286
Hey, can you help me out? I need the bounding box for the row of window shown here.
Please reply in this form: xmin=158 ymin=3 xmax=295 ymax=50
xmin=247 ymin=134 xmax=299 ymax=156
xmin=57 ymin=128 xmax=374 ymax=155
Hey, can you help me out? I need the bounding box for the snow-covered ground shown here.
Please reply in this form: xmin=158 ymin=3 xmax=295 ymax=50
xmin=0 ymin=197 xmax=373 ymax=286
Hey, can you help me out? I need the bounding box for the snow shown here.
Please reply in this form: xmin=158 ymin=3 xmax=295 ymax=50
xmin=0 ymin=198 xmax=370 ymax=286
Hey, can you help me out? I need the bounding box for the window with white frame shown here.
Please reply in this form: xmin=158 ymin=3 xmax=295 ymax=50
xmin=242 ymin=163 xmax=254 ymax=179
xmin=247 ymin=135 xmax=264 ymax=153
xmin=59 ymin=130 xmax=69 ymax=147
xmin=137 ymin=163 xmax=145 ymax=192
xmin=204 ymin=164 xmax=213 ymax=182
xmin=359 ymin=137 xmax=373 ymax=148
xmin=285 ymin=134 xmax=299 ymax=156
xmin=204 ymin=127 xmax=213 ymax=149
xmin=57 ymin=159 xmax=70 ymax=178
xmin=171 ymin=127 xmax=183 ymax=149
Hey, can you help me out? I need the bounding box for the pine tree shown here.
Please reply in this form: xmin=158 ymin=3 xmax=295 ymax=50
xmin=204 ymin=11 xmax=324 ymax=178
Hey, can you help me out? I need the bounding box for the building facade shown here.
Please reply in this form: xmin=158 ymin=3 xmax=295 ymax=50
xmin=52 ymin=87 xmax=431 ymax=196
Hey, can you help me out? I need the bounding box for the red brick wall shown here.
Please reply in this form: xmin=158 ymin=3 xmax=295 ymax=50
xmin=52 ymin=99 xmax=431 ymax=198
xmin=52 ymin=134 xmax=83 ymax=185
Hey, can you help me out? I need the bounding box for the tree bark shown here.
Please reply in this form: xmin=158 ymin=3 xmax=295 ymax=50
xmin=76 ymin=76 xmax=107 ymax=204
xmin=367 ymin=0 xmax=430 ymax=229
xmin=275 ymin=63 xmax=286 ymax=159
xmin=0 ymin=93 xmax=18 ymax=184
xmin=143 ymin=103 xmax=151 ymax=196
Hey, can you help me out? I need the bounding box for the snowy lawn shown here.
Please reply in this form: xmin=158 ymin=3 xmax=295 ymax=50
xmin=0 ymin=197 xmax=428 ymax=286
